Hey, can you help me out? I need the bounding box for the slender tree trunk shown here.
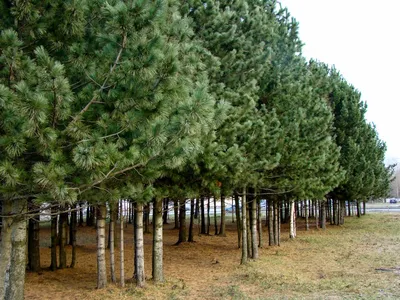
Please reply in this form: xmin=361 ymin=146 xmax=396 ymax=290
xmin=241 ymin=188 xmax=248 ymax=265
xmin=273 ymin=201 xmax=279 ymax=246
xmin=357 ymin=201 xmax=361 ymax=218
xmin=70 ymin=205 xmax=77 ymax=268
xmin=200 ymin=197 xmax=206 ymax=234
xmin=246 ymin=200 xmax=252 ymax=258
xmin=120 ymin=207 xmax=125 ymax=287
xmin=234 ymin=193 xmax=241 ymax=248
xmin=219 ymin=194 xmax=226 ymax=236
xmin=163 ymin=198 xmax=169 ymax=224
xmin=232 ymin=197 xmax=235 ymax=223
xmin=251 ymin=197 xmax=258 ymax=259
xmin=58 ymin=209 xmax=68 ymax=269
xmin=362 ymin=201 xmax=366 ymax=215
xmin=194 ymin=198 xmax=199 ymax=219
xmin=177 ymin=199 xmax=187 ymax=244
xmin=257 ymin=198 xmax=262 ymax=248
xmin=321 ymin=201 xmax=327 ymax=230
xmin=152 ymin=199 xmax=164 ymax=283
xmin=207 ymin=196 xmax=211 ymax=235
xmin=97 ymin=205 xmax=107 ymax=289
xmin=289 ymin=200 xmax=296 ymax=239
xmin=144 ymin=204 xmax=151 ymax=234
xmin=50 ymin=206 xmax=58 ymax=271
xmin=315 ymin=200 xmax=319 ymax=229
xmin=305 ymin=200 xmax=309 ymax=231
xmin=28 ymin=212 xmax=41 ymax=272
xmin=188 ymin=198 xmax=195 ymax=242
xmin=268 ymin=200 xmax=274 ymax=246
xmin=135 ymin=203 xmax=145 ymax=288
xmin=78 ymin=202 xmax=84 ymax=227
xmin=277 ymin=202 xmax=281 ymax=246
xmin=0 ymin=200 xmax=12 ymax=300
xmin=173 ymin=199 xmax=179 ymax=229
xmin=213 ymin=196 xmax=218 ymax=235
xmin=109 ymin=205 xmax=116 ymax=283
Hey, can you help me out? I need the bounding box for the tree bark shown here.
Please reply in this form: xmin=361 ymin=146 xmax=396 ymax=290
xmin=273 ymin=201 xmax=279 ymax=246
xmin=315 ymin=200 xmax=319 ymax=229
xmin=257 ymin=198 xmax=262 ymax=248
xmin=109 ymin=204 xmax=116 ymax=283
xmin=78 ymin=203 xmax=84 ymax=227
xmin=58 ymin=209 xmax=68 ymax=269
xmin=219 ymin=194 xmax=226 ymax=236
xmin=357 ymin=201 xmax=361 ymax=218
xmin=188 ymin=198 xmax=195 ymax=242
xmin=152 ymin=199 xmax=164 ymax=283
xmin=305 ymin=200 xmax=309 ymax=231
xmin=173 ymin=199 xmax=179 ymax=229
xmin=289 ymin=200 xmax=296 ymax=239
xmin=200 ymin=197 xmax=206 ymax=234
xmin=0 ymin=200 xmax=13 ymax=299
xmin=246 ymin=200 xmax=252 ymax=258
xmin=207 ymin=196 xmax=211 ymax=235
xmin=28 ymin=212 xmax=41 ymax=272
xmin=176 ymin=199 xmax=187 ymax=244
xmin=96 ymin=204 xmax=107 ymax=289
xmin=321 ymin=201 xmax=327 ymax=230
xmin=268 ymin=200 xmax=274 ymax=246
xmin=362 ymin=201 xmax=366 ymax=215
xmin=213 ymin=196 xmax=218 ymax=235
xmin=162 ymin=198 xmax=169 ymax=224
xmin=194 ymin=198 xmax=199 ymax=219
xmin=135 ymin=203 xmax=145 ymax=288
xmin=234 ymin=193 xmax=241 ymax=248
xmin=251 ymin=197 xmax=258 ymax=259
xmin=70 ymin=205 xmax=77 ymax=268
xmin=120 ymin=208 xmax=125 ymax=287
xmin=241 ymin=188 xmax=248 ymax=265
xmin=50 ymin=206 xmax=58 ymax=271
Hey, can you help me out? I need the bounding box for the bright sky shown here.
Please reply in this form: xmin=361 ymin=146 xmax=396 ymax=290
xmin=280 ymin=0 xmax=400 ymax=164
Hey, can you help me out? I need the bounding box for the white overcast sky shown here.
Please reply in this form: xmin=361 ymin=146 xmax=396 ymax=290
xmin=280 ymin=0 xmax=400 ymax=164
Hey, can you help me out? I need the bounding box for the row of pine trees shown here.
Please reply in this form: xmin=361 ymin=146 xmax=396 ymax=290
xmin=0 ymin=1 xmax=392 ymax=298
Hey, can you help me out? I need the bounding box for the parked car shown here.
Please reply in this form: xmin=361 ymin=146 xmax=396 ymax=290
xmin=389 ymin=199 xmax=398 ymax=204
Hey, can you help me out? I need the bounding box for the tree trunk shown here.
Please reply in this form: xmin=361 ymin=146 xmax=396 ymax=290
xmin=305 ymin=200 xmax=309 ymax=231
xmin=120 ymin=208 xmax=125 ymax=287
xmin=268 ymin=200 xmax=274 ymax=246
xmin=251 ymin=197 xmax=258 ymax=259
xmin=321 ymin=201 xmax=327 ymax=230
xmin=289 ymin=200 xmax=296 ymax=239
xmin=213 ymin=196 xmax=218 ymax=235
xmin=188 ymin=198 xmax=195 ymax=242
xmin=162 ymin=198 xmax=169 ymax=224
xmin=173 ymin=199 xmax=179 ymax=229
xmin=78 ymin=203 xmax=84 ymax=227
xmin=0 ymin=199 xmax=27 ymax=300
xmin=200 ymin=197 xmax=206 ymax=234
xmin=234 ymin=193 xmax=241 ymax=248
xmin=207 ymin=196 xmax=211 ymax=235
xmin=315 ymin=200 xmax=319 ymax=229
xmin=194 ymin=198 xmax=199 ymax=219
xmin=109 ymin=204 xmax=116 ymax=283
xmin=241 ymin=188 xmax=248 ymax=265
xmin=70 ymin=205 xmax=77 ymax=268
xmin=219 ymin=194 xmax=226 ymax=236
xmin=257 ymin=198 xmax=262 ymax=248
xmin=357 ymin=201 xmax=361 ymax=218
xmin=152 ymin=199 xmax=164 ymax=283
xmin=58 ymin=209 xmax=68 ymax=269
xmin=50 ymin=206 xmax=58 ymax=271
xmin=177 ymin=199 xmax=187 ymax=244
xmin=144 ymin=204 xmax=151 ymax=234
xmin=362 ymin=201 xmax=366 ymax=215
xmin=96 ymin=204 xmax=107 ymax=289
xmin=273 ymin=201 xmax=279 ymax=246
xmin=28 ymin=212 xmax=41 ymax=272
xmin=135 ymin=203 xmax=145 ymax=287
xmin=246 ymin=200 xmax=252 ymax=258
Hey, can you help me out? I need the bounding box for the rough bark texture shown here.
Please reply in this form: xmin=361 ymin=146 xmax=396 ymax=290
xmin=0 ymin=199 xmax=28 ymax=300
xmin=273 ymin=201 xmax=279 ymax=245
xmin=162 ymin=198 xmax=169 ymax=224
xmin=251 ymin=198 xmax=258 ymax=259
xmin=213 ymin=197 xmax=218 ymax=235
xmin=321 ymin=201 xmax=327 ymax=230
xmin=268 ymin=200 xmax=274 ymax=246
xmin=257 ymin=198 xmax=262 ymax=248
xmin=96 ymin=204 xmax=107 ymax=289
xmin=315 ymin=200 xmax=319 ymax=229
xmin=305 ymin=200 xmax=309 ymax=231
xmin=219 ymin=195 xmax=226 ymax=236
xmin=234 ymin=193 xmax=241 ymax=248
xmin=152 ymin=199 xmax=164 ymax=283
xmin=241 ymin=188 xmax=248 ymax=265
xmin=246 ymin=200 xmax=252 ymax=258
xmin=207 ymin=197 xmax=211 ymax=235
xmin=135 ymin=203 xmax=145 ymax=288
xmin=194 ymin=198 xmax=199 ymax=219
xmin=188 ymin=198 xmax=195 ymax=242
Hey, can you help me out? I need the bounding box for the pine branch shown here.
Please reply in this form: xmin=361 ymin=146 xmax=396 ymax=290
xmin=69 ymin=32 xmax=128 ymax=125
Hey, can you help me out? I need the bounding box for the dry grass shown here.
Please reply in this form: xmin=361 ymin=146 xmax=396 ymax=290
xmin=25 ymin=213 xmax=400 ymax=299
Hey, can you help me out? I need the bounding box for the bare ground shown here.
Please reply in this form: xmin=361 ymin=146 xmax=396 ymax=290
xmin=25 ymin=213 xmax=400 ymax=299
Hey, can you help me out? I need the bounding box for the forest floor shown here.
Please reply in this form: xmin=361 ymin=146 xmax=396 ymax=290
xmin=25 ymin=213 xmax=400 ymax=299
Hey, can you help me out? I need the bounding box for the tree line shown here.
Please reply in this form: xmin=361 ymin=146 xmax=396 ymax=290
xmin=0 ymin=1 xmax=392 ymax=299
